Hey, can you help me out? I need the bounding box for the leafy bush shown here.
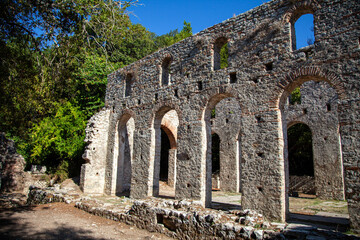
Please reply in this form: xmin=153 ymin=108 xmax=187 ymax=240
xmin=290 ymin=87 xmax=301 ymax=105
xmin=26 ymin=101 xmax=87 ymax=178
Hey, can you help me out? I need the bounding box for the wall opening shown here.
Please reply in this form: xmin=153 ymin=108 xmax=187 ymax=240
xmin=112 ymin=116 xmax=134 ymax=197
xmin=161 ymin=57 xmax=171 ymax=86
xmin=160 ymin=128 xmax=170 ymax=181
xmin=203 ymin=95 xmax=242 ymax=210
xmin=211 ymin=133 xmax=220 ymax=172
xmin=151 ymin=108 xmax=178 ymax=198
xmin=288 ymin=123 xmax=315 ymax=198
xmin=292 ymin=13 xmax=315 ymax=50
xmin=230 ymin=72 xmax=237 ymax=83
xmin=213 ymin=37 xmax=228 ymax=70
xmin=125 ymin=73 xmax=133 ymax=97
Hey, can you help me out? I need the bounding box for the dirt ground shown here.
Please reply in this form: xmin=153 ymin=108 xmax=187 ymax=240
xmin=0 ymin=202 xmax=172 ymax=240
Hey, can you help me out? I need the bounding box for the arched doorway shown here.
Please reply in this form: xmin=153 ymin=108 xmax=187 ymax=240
xmin=151 ymin=108 xmax=178 ymax=198
xmin=203 ymin=94 xmax=242 ymax=208
xmin=112 ymin=115 xmax=134 ymax=196
xmin=279 ymin=77 xmax=347 ymax=222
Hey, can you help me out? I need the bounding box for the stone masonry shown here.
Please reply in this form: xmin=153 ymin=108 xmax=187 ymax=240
xmin=0 ymin=133 xmax=27 ymax=193
xmin=80 ymin=0 xmax=360 ymax=230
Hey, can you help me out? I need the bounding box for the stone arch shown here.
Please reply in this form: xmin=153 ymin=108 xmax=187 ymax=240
xmin=287 ymin=119 xmax=311 ymax=129
xmin=161 ymin=124 xmax=176 ymax=149
xmin=149 ymin=106 xmax=180 ymax=197
xmin=151 ymin=101 xmax=182 ymax=128
xmin=275 ymin=66 xmax=347 ymax=109
xmin=283 ymin=1 xmax=319 ymax=24
xmin=285 ymin=81 xmax=345 ymax=200
xmin=283 ymin=1 xmax=319 ymax=51
xmin=277 ymin=70 xmax=346 ymax=220
xmin=202 ymin=92 xmax=237 ymax=207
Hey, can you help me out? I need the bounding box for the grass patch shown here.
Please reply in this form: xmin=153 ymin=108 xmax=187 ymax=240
xmin=290 ymin=197 xmax=348 ymax=215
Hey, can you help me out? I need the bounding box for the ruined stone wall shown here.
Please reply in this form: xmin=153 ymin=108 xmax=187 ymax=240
xmin=209 ymin=81 xmax=345 ymax=200
xmin=81 ymin=0 xmax=360 ymax=229
xmin=0 ymin=133 xmax=27 ymax=193
xmin=80 ymin=110 xmax=111 ymax=194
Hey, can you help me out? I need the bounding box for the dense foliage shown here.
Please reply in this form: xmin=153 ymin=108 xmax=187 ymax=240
xmin=220 ymin=43 xmax=229 ymax=69
xmin=290 ymin=87 xmax=301 ymax=104
xmin=0 ymin=0 xmax=192 ymax=180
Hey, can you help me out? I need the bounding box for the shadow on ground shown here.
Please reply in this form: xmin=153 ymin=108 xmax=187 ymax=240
xmin=0 ymin=206 xmax=108 ymax=240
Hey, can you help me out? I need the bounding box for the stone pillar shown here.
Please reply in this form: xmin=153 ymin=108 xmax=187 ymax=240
xmin=176 ymin=120 xmax=207 ymax=206
xmin=339 ymin=100 xmax=360 ymax=231
xmin=80 ymin=109 xmax=110 ymax=194
xmin=240 ymin=110 xmax=286 ymax=222
xmin=168 ymin=149 xmax=177 ymax=187
xmin=130 ymin=121 xmax=154 ymax=199
xmin=312 ymin=126 xmax=344 ymax=200
xmin=219 ymin=138 xmax=239 ymax=192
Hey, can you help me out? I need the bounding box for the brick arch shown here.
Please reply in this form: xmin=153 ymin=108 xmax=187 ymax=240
xmin=159 ymin=52 xmax=173 ymax=64
xmin=151 ymin=103 xmax=181 ymax=129
xmin=198 ymin=86 xmax=240 ymax=120
xmin=287 ymin=120 xmax=313 ymax=134
xmin=283 ymin=0 xmax=320 ymax=23
xmin=274 ymin=66 xmax=347 ymax=109
xmin=116 ymin=109 xmax=136 ymax=124
xmin=161 ymin=122 xmax=177 ymax=149
xmin=211 ymin=33 xmax=230 ymax=45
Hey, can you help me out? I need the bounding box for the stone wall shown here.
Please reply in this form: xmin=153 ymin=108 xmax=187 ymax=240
xmin=0 ymin=133 xmax=27 ymax=193
xmin=27 ymin=188 xmax=356 ymax=239
xmin=80 ymin=0 xmax=360 ymax=229
xmin=80 ymin=110 xmax=111 ymax=194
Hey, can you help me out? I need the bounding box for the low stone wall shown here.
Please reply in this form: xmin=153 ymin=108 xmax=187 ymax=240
xmin=0 ymin=133 xmax=27 ymax=193
xmin=76 ymin=200 xmax=271 ymax=240
xmin=26 ymin=188 xmax=357 ymax=239
xmin=26 ymin=187 xmax=77 ymax=205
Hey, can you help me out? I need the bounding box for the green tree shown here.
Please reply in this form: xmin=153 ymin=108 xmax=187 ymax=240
xmin=26 ymin=101 xmax=87 ymax=178
xmin=0 ymin=0 xmax=193 ymax=179
xmin=220 ymin=43 xmax=229 ymax=69
xmin=154 ymin=21 xmax=192 ymax=49
xmin=290 ymin=87 xmax=301 ymax=104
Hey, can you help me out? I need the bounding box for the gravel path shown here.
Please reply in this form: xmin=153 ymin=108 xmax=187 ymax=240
xmin=0 ymin=202 xmax=172 ymax=240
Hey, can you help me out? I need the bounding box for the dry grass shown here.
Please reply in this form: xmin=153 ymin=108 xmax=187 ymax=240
xmin=290 ymin=196 xmax=348 ymax=215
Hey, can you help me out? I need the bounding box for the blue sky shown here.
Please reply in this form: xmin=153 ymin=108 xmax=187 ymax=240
xmin=129 ymin=0 xmax=314 ymax=49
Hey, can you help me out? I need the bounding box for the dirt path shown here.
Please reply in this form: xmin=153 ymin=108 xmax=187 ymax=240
xmin=0 ymin=202 xmax=172 ymax=240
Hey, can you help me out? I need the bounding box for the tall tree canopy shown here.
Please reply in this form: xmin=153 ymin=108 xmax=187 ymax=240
xmin=0 ymin=0 xmax=192 ymax=179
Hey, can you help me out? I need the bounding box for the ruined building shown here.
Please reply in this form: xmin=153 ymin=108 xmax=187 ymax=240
xmin=80 ymin=0 xmax=360 ymax=230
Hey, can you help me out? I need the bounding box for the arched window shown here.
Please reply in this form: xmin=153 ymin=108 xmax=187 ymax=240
xmin=125 ymin=73 xmax=133 ymax=97
xmin=161 ymin=57 xmax=171 ymax=86
xmin=291 ymin=13 xmax=315 ymax=50
xmin=213 ymin=37 xmax=228 ymax=70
